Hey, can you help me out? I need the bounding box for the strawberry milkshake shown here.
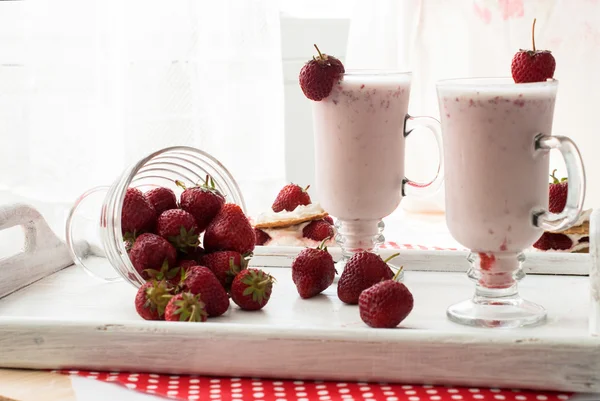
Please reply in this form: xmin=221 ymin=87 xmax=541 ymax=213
xmin=437 ymin=77 xmax=585 ymax=328
xmin=311 ymin=71 xmax=443 ymax=263
xmin=439 ymin=79 xmax=557 ymax=282
xmin=298 ymin=46 xmax=442 ymax=266
xmin=312 ymin=73 xmax=411 ymax=222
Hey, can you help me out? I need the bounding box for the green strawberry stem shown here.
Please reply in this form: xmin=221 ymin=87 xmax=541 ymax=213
xmin=144 ymin=259 xmax=179 ymax=281
xmin=550 ymin=169 xmax=567 ymax=184
xmin=175 ymin=180 xmax=187 ymax=190
xmin=313 ymin=44 xmax=324 ymax=61
xmin=392 ymin=266 xmax=404 ymax=282
xmin=303 ymin=184 xmax=310 ymax=193
xmin=258 ymin=278 xmax=272 ymax=287
xmin=532 ymin=18 xmax=537 ymax=52
xmin=145 ymin=280 xmax=173 ymax=317
xmin=317 ymin=237 xmax=330 ymax=251
xmin=383 ymin=252 xmax=400 ymax=264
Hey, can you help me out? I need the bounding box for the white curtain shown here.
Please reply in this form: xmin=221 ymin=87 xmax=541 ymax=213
xmin=347 ymin=0 xmax=600 ymax=213
xmin=0 ymin=0 xmax=285 ymax=236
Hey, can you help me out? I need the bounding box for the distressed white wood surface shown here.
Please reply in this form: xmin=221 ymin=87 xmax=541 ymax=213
xmin=0 ymin=262 xmax=598 ymax=393
xmin=253 ymin=246 xmax=590 ymax=275
xmin=0 ymin=203 xmax=73 ymax=299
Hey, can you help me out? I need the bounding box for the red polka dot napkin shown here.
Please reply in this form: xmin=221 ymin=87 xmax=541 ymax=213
xmin=57 ymin=370 xmax=572 ymax=401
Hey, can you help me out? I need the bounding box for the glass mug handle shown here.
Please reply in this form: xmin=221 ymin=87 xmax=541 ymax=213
xmin=402 ymin=114 xmax=444 ymax=197
xmin=533 ymin=134 xmax=586 ymax=231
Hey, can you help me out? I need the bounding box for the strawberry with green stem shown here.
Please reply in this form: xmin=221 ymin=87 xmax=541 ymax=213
xmin=298 ymin=44 xmax=345 ymax=101
xmin=337 ymin=251 xmax=398 ymax=305
xmin=128 ymin=233 xmax=177 ymax=280
xmin=533 ymin=169 xmax=571 ymax=251
xmin=511 ymin=18 xmax=556 ymax=83
xmin=177 ymin=175 xmax=225 ymax=233
xmin=183 ymin=266 xmax=230 ymax=317
xmin=134 ymin=280 xmax=173 ymax=320
xmin=230 ymin=268 xmax=275 ymax=311
xmin=199 ymin=251 xmax=251 ymax=291
xmin=156 ymin=209 xmax=200 ymax=253
xmin=272 ymin=183 xmax=312 ymax=213
xmin=358 ymin=268 xmax=413 ymax=329
xmin=165 ymin=292 xmax=208 ymax=322
xmin=548 ymin=169 xmax=568 ymax=214
xmin=291 ymin=238 xmax=336 ymax=299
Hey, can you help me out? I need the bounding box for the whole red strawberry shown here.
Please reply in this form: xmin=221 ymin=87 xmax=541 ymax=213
xmin=177 ymin=176 xmax=225 ymax=233
xmin=156 ymin=209 xmax=200 ymax=252
xmin=164 ymin=292 xmax=208 ymax=322
xmin=337 ymin=251 xmax=397 ymax=305
xmin=548 ymin=169 xmax=568 ymax=214
xmin=254 ymin=228 xmax=271 ymax=246
xmin=128 ymin=233 xmax=177 ymax=280
xmin=199 ymin=251 xmax=250 ymax=291
xmin=121 ymin=187 xmax=156 ymax=236
xmin=135 ymin=280 xmax=173 ymax=320
xmin=359 ymin=274 xmax=413 ymax=328
xmin=204 ymin=204 xmax=255 ymax=254
xmin=144 ymin=187 xmax=177 ymax=215
xmin=511 ymin=19 xmax=555 ymax=83
xmin=183 ymin=266 xmax=230 ymax=317
xmin=299 ymin=44 xmax=345 ymax=101
xmin=533 ymin=232 xmax=573 ymax=251
xmin=291 ymin=240 xmax=335 ymax=299
xmin=272 ymin=183 xmax=311 ymax=213
xmin=230 ymin=268 xmax=275 ymax=311
xmin=303 ymin=219 xmax=334 ymax=242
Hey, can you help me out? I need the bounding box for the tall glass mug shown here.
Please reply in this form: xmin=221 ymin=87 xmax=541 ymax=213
xmin=437 ymin=78 xmax=586 ymax=328
xmin=312 ymin=71 xmax=444 ymax=266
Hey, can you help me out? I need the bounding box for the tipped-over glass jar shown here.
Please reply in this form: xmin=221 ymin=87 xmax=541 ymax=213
xmin=65 ymin=146 xmax=245 ymax=288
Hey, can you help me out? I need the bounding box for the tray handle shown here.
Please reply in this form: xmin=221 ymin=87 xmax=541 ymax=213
xmin=0 ymin=203 xmax=73 ymax=299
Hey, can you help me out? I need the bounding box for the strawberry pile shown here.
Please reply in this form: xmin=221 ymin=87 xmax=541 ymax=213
xmin=291 ymin=247 xmax=414 ymax=329
xmin=123 ymin=176 xmax=275 ymax=322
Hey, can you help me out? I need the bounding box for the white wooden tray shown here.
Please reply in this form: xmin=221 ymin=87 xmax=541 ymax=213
xmin=0 ymin=258 xmax=599 ymax=394
xmin=1 ymin=204 xmax=599 ymax=394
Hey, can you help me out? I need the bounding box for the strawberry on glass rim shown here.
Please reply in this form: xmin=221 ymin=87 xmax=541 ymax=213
xmin=511 ymin=18 xmax=556 ymax=83
xmin=299 ymin=44 xmax=345 ymax=101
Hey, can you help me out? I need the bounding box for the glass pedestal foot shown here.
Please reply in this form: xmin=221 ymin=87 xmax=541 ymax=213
xmin=334 ymin=219 xmax=385 ymax=270
xmin=447 ymin=295 xmax=547 ymax=328
xmin=448 ymin=252 xmax=547 ymax=328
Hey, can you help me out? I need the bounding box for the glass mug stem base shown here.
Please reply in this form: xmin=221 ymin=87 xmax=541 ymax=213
xmin=447 ymin=252 xmax=547 ymax=328
xmin=334 ymin=219 xmax=385 ymax=270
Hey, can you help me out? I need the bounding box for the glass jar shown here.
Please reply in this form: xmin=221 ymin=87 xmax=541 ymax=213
xmin=65 ymin=146 xmax=245 ymax=288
